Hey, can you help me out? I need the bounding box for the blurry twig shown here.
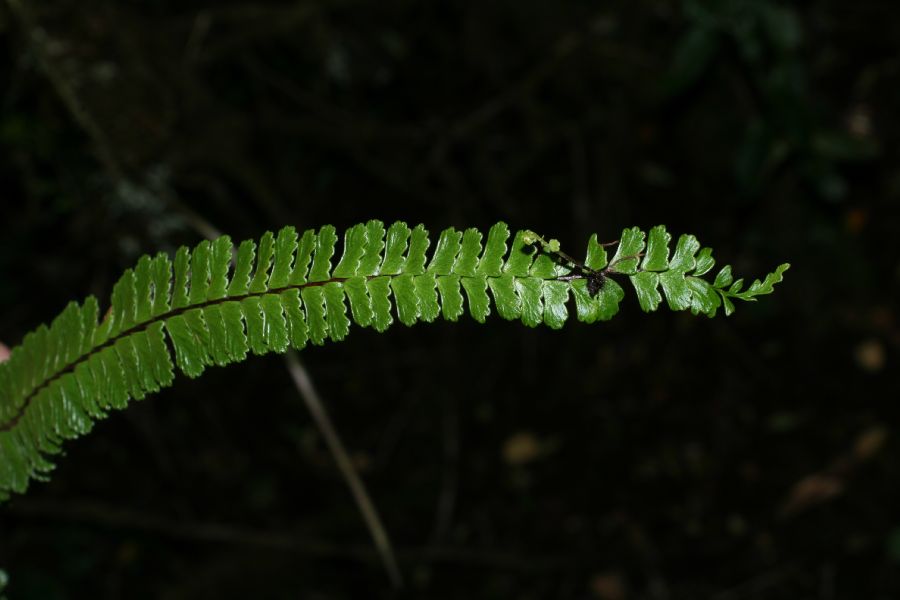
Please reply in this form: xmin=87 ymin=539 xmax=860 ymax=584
xmin=438 ymin=31 xmax=583 ymax=147
xmin=5 ymin=4 xmax=402 ymax=584
xmin=5 ymin=0 xmax=119 ymax=176
xmin=7 ymin=498 xmax=582 ymax=571
xmin=188 ymin=4 xmax=318 ymax=66
xmin=426 ymin=29 xmax=584 ymax=209
xmin=779 ymin=425 xmax=889 ymax=518
xmin=430 ymin=391 xmax=459 ymax=543
xmin=284 ymin=350 xmax=403 ymax=587
xmin=4 ymin=0 xmax=221 ymax=241
xmin=711 ymin=568 xmax=789 ymax=600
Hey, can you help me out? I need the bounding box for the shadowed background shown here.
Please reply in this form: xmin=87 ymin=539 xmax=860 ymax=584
xmin=0 ymin=0 xmax=898 ymax=598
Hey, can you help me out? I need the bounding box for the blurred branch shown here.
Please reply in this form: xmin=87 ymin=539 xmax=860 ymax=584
xmin=187 ymin=4 xmax=318 ymax=66
xmin=429 ymin=391 xmax=459 ymax=543
xmin=5 ymin=3 xmax=402 ymax=583
xmin=284 ymin=350 xmax=403 ymax=587
xmin=242 ymin=55 xmax=428 ymax=202
xmin=433 ymin=30 xmax=583 ymax=158
xmin=711 ymin=568 xmax=789 ymax=600
xmin=4 ymin=0 xmax=221 ymax=240
xmin=7 ymin=498 xmax=584 ymax=571
xmin=779 ymin=425 xmax=889 ymax=518
xmin=5 ymin=0 xmax=120 ymax=177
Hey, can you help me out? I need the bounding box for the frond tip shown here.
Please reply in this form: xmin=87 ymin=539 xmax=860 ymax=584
xmin=0 ymin=221 xmax=789 ymax=499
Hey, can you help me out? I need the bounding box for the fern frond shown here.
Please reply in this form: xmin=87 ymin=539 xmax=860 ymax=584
xmin=0 ymin=222 xmax=789 ymax=500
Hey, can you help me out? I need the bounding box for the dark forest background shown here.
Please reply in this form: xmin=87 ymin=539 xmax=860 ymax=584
xmin=0 ymin=0 xmax=898 ymax=598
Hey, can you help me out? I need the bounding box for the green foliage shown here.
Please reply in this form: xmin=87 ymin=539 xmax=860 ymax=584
xmin=0 ymin=221 xmax=788 ymax=500
xmin=665 ymin=0 xmax=879 ymax=200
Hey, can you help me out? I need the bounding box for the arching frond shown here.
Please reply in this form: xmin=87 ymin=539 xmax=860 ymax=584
xmin=0 ymin=221 xmax=789 ymax=499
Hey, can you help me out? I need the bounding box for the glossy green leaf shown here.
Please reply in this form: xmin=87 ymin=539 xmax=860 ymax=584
xmin=477 ymin=222 xmax=509 ymax=276
xmin=488 ymin=274 xmax=521 ymax=321
xmin=529 ymin=253 xmax=557 ymax=279
xmin=204 ymin=304 xmax=232 ymax=366
xmin=570 ymin=280 xmax=602 ymax=324
xmin=381 ymin=221 xmax=410 ymax=275
xmin=165 ymin=314 xmax=205 ymax=378
xmin=428 ymin=227 xmax=461 ymax=275
xmin=461 ymin=275 xmax=490 ymax=323
xmin=189 ymin=240 xmax=211 ymax=304
xmin=720 ymin=292 xmax=736 ymax=316
xmin=584 ymin=234 xmax=608 ymax=271
xmin=358 ymin=220 xmax=386 ymax=276
xmin=309 ymin=226 xmax=337 ymax=282
xmin=688 ymin=278 xmax=721 ymax=317
xmin=289 ymin=229 xmax=316 ymax=286
xmin=609 ymin=227 xmax=645 ymax=275
xmin=209 ymin=235 xmax=233 ymax=300
xmin=454 ymin=228 xmax=482 ymax=277
xmin=367 ymin=276 xmax=394 ymax=332
xmin=505 ymin=230 xmax=536 ymax=276
xmin=228 ymin=240 xmax=256 ymax=297
xmin=391 ymin=274 xmax=419 ymax=326
xmin=693 ymin=247 xmax=715 ymax=277
xmin=114 ymin=336 xmax=146 ymax=401
xmin=149 ymin=253 xmax=172 ymax=318
xmin=642 ymin=225 xmax=671 ymax=272
xmin=323 ymin=283 xmax=350 ymax=341
xmin=333 ymin=223 xmax=367 ymax=278
xmin=218 ymin=302 xmax=249 ymax=361
xmin=280 ymin=289 xmax=308 ymax=350
xmin=631 ymin=271 xmax=662 ymax=312
xmin=659 ymin=270 xmax=692 ymax=311
xmin=249 ymin=231 xmax=275 ymax=294
xmin=301 ymin=286 xmax=328 ymax=345
xmin=172 ymin=246 xmax=191 ymax=308
xmin=516 ymin=277 xmax=543 ymax=327
xmin=343 ymin=276 xmax=373 ymax=328
xmin=436 ymin=274 xmax=464 ymax=321
xmin=260 ymin=294 xmax=289 ymax=352
xmin=242 ymin=297 xmax=267 ymax=355
xmin=406 ymin=224 xmax=430 ymax=275
xmin=730 ymin=263 xmax=791 ymax=300
xmin=713 ymin=265 xmax=733 ymax=288
xmin=670 ymin=234 xmax=700 ymax=272
xmin=596 ymin=278 xmax=625 ymax=321
xmin=270 ymin=227 xmax=297 ymax=289
xmin=145 ymin=322 xmax=175 ymax=387
xmin=542 ymin=281 xmax=569 ymax=329
xmin=133 ymin=256 xmax=153 ymax=323
xmin=414 ymin=273 xmax=440 ymax=323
